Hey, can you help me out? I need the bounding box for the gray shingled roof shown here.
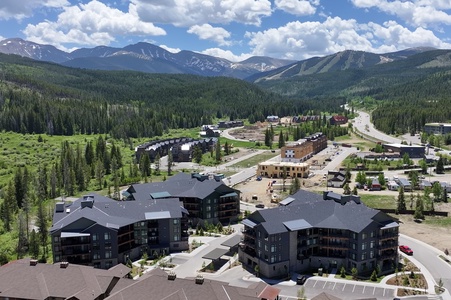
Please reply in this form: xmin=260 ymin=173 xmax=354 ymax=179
xmin=127 ymin=172 xmax=239 ymax=202
xmin=51 ymin=193 xmax=184 ymax=233
xmin=246 ymin=190 xmax=390 ymax=234
xmin=0 ymin=258 xmax=130 ymax=300
xmin=106 ymin=268 xmax=279 ymax=300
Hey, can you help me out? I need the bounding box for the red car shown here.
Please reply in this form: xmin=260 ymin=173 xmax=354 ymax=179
xmin=399 ymin=245 xmax=413 ymax=255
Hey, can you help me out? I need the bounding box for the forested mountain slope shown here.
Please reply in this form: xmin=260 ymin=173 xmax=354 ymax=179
xmin=0 ymin=53 xmax=332 ymax=139
xmin=251 ymin=50 xmax=451 ymax=134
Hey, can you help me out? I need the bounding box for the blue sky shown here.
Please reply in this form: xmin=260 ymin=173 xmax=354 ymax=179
xmin=1 ymin=0 xmax=451 ymax=62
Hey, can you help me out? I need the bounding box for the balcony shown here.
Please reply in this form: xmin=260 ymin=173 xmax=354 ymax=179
xmin=61 ymin=237 xmax=91 ymax=247
xmin=378 ymin=241 xmax=398 ymax=250
xmin=62 ymin=247 xmax=90 ymax=256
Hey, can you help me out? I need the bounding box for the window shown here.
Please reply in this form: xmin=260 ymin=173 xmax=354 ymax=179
xmin=104 ymin=232 xmax=111 ymax=240
xmin=362 ymin=232 xmax=367 ymax=239
xmin=105 ymin=261 xmax=113 ymax=269
xmin=370 ymin=250 xmax=374 ymax=259
xmin=54 ymin=236 xmax=60 ymax=242
xmin=54 ymin=246 xmax=60 ymax=252
xmin=206 ymin=206 xmax=211 ymax=211
xmin=105 ymin=251 xmax=112 ymax=259
xmin=55 ymin=255 xmax=60 ymax=262
xmin=93 ymin=253 xmax=100 ymax=260
xmin=271 ymin=245 xmax=276 ymax=252
xmin=206 ymin=213 xmax=211 ymax=219
xmin=270 ymin=255 xmax=276 ymax=263
xmin=370 ymin=241 xmax=375 ymax=248
xmin=174 ymin=235 xmax=179 ymax=241
xmin=92 ymin=234 xmax=98 ymax=241
xmin=173 ymin=219 xmax=179 ymax=224
xmin=362 ymin=242 xmax=367 ymax=250
xmin=361 ymin=252 xmax=367 ymax=260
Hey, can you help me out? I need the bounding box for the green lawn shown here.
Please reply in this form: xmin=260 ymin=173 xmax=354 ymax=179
xmin=359 ymin=194 xmax=397 ymax=209
xmin=229 ymin=151 xmax=279 ymax=168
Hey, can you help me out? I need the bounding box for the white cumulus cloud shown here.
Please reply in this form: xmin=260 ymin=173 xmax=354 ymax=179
xmin=200 ymin=48 xmax=252 ymax=62
xmin=187 ymin=24 xmax=232 ymax=46
xmin=244 ymin=16 xmax=451 ymax=60
xmin=23 ymin=0 xmax=166 ymax=50
xmin=131 ymin=0 xmax=272 ymax=27
xmin=274 ymin=0 xmax=318 ymax=16
xmin=351 ymin=0 xmax=451 ymax=28
xmin=0 ymin=0 xmax=69 ymax=20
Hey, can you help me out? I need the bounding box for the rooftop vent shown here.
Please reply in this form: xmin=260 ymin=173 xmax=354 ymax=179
xmin=30 ymin=259 xmax=38 ymax=266
xmin=55 ymin=202 xmax=65 ymax=213
xmin=60 ymin=262 xmax=69 ymax=268
xmin=168 ymin=271 xmax=176 ymax=281
xmin=195 ymin=274 xmax=204 ymax=285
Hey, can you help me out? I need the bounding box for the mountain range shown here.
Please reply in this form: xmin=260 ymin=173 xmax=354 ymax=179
xmin=1 ymin=38 xmax=446 ymax=81
xmin=0 ymin=38 xmax=295 ymax=79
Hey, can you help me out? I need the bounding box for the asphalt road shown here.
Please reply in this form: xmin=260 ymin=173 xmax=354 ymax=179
xmin=353 ymin=110 xmax=401 ymax=144
xmin=400 ymin=234 xmax=451 ymax=299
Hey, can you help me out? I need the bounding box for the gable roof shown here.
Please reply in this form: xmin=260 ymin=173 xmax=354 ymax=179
xmin=105 ymin=268 xmax=279 ymax=300
xmin=245 ymin=190 xmax=393 ymax=234
xmin=0 ymin=258 xmax=129 ymax=300
xmin=51 ymin=193 xmax=184 ymax=233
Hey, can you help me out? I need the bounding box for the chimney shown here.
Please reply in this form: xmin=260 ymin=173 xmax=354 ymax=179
xmin=168 ymin=271 xmax=176 ymax=281
xmin=60 ymin=262 xmax=69 ymax=268
xmin=30 ymin=259 xmax=38 ymax=266
xmin=195 ymin=274 xmax=204 ymax=284
xmin=81 ymin=195 xmax=94 ymax=209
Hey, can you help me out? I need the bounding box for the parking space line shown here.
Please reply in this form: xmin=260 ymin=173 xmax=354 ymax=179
xmin=322 ymin=281 xmax=327 ymax=289
xmin=342 ymin=283 xmax=346 ymax=291
xmin=313 ymin=280 xmax=318 ymax=288
xmin=332 ymin=282 xmax=336 ymax=290
xmin=352 ymin=284 xmax=356 ymax=293
xmin=362 ymin=285 xmax=366 ymax=294
xmin=372 ymin=286 xmax=376 ymax=295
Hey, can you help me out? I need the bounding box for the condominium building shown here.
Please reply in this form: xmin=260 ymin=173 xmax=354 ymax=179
xmin=124 ymin=172 xmax=240 ymax=226
xmin=256 ymin=161 xmax=310 ymax=179
xmin=239 ymin=190 xmax=398 ymax=278
xmin=51 ymin=193 xmax=189 ymax=269
xmin=281 ymin=132 xmax=327 ymax=163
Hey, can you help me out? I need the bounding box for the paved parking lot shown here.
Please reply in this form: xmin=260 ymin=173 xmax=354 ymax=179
xmin=305 ymin=278 xmax=396 ymax=300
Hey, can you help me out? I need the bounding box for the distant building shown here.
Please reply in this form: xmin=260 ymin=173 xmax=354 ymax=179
xmin=266 ymin=115 xmax=279 ymax=122
xmin=383 ymin=143 xmax=425 ymax=159
xmin=257 ymin=161 xmax=309 ymax=178
xmin=329 ymin=115 xmax=348 ymax=125
xmin=281 ymin=132 xmax=327 ymax=163
xmin=217 ymin=120 xmax=244 ymax=128
xmin=327 ymin=170 xmax=346 ymax=188
xmin=135 ymin=137 xmax=217 ymax=163
xmin=239 ymin=190 xmax=399 ymax=278
xmin=292 ymin=115 xmax=321 ymax=123
xmin=50 ymin=194 xmax=189 ymax=269
xmin=424 ymin=123 xmax=451 ymax=135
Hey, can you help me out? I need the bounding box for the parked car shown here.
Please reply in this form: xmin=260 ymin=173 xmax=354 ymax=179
xmin=255 ymin=204 xmax=265 ymax=209
xmin=256 ymin=176 xmax=262 ymax=181
xmin=296 ymin=275 xmax=307 ymax=285
xmin=399 ymin=245 xmax=413 ymax=255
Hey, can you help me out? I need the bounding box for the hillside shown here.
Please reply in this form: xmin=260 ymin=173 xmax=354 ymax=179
xmin=0 ymin=53 xmax=320 ymax=139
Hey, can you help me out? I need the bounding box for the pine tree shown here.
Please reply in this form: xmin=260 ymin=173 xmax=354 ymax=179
xmin=29 ymin=229 xmax=40 ymax=259
xmin=278 ymin=130 xmax=285 ymax=148
xmin=36 ymin=201 xmax=48 ymax=258
xmin=16 ymin=212 xmax=28 ymax=259
xmin=436 ymin=156 xmax=445 ymax=174
xmin=154 ymin=152 xmax=161 ymax=175
xmin=443 ymin=188 xmax=448 ymax=203
xmin=167 ymin=150 xmax=173 ymax=176
xmin=224 ymin=141 xmax=230 ymax=155
xmin=414 ymin=194 xmax=424 ymax=220
xmin=215 ymin=140 xmax=221 ymax=162
xmin=397 ymin=187 xmax=406 ymax=213
xmin=289 ymin=177 xmax=301 ymax=194
xmin=193 ymin=146 xmax=203 ymax=164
